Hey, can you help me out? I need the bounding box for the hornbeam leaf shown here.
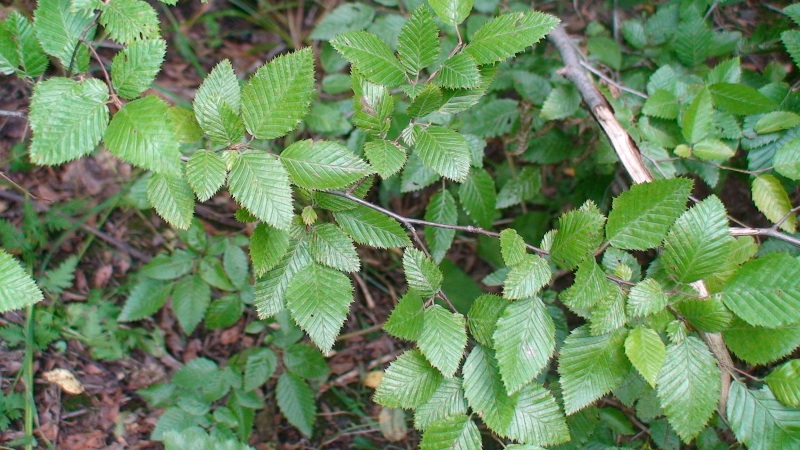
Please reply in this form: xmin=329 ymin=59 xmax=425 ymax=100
xmin=276 ymin=373 xmax=316 ymax=437
xmin=656 ymin=336 xmax=720 ymax=442
xmin=727 ymin=382 xmax=800 ymax=450
xmin=364 ymin=140 xmax=407 ymax=178
xmin=286 ymin=263 xmax=353 ymax=354
xmin=111 ymin=38 xmax=166 ymax=99
xmin=374 ymin=349 xmax=444 ymax=408
xmin=550 ymin=201 xmax=606 ymax=270
xmin=468 ymin=294 xmax=509 ymax=348
xmin=642 ymin=89 xmax=679 ymax=119
xmin=408 ymin=84 xmax=445 ymax=118
xmin=281 ymin=139 xmax=372 ymax=190
xmin=0 ymin=250 xmax=44 ymax=313
xmin=334 ymin=206 xmax=411 ymax=248
xmin=118 ymin=278 xmax=171 ymax=321
xmin=560 ymin=259 xmax=616 ymax=317
xmin=309 ymin=3 xmax=375 ymax=40
xmin=606 ymin=178 xmax=693 ymax=250
xmin=147 ymin=173 xmax=195 ymax=230
xmin=558 ymin=326 xmax=630 ymax=414
xmin=171 ymin=275 xmax=210 ymax=334
xmin=414 ymin=377 xmax=468 ymax=430
xmin=424 ymin=189 xmax=457 ymax=264
xmin=429 ymin=0 xmax=473 ymax=26
xmin=104 ymin=95 xmax=182 ymax=175
xmin=418 ymin=305 xmax=467 ymax=378
xmin=500 ymin=229 xmax=527 ymax=268
xmin=459 ymin=168 xmax=497 ymax=228
xmin=463 ymin=345 xmax=569 ymax=445
xmin=766 ymin=360 xmax=800 ymax=407
xmin=99 ymin=0 xmax=159 ymax=44
xmin=708 ymin=82 xmax=779 ymax=115
xmin=330 ymin=31 xmax=407 ymax=87
xmin=721 ymin=253 xmax=800 ymax=328
xmin=397 ymin=6 xmax=439 ymax=73
xmin=420 ymin=415 xmax=481 ymax=450
xmin=34 ymin=0 xmax=95 ymax=72
xmin=414 ymin=126 xmax=471 ymax=182
xmin=624 ymin=326 xmax=665 ymax=388
xmin=352 ymin=74 xmax=394 ymax=137
xmin=465 ymin=11 xmax=560 ymax=65
xmin=227 ymin=151 xmax=294 ymax=231
xmin=674 ymin=297 xmax=732 ymax=332
xmin=242 ymin=48 xmax=315 ymax=140
xmin=309 ymin=223 xmax=360 ymax=273
xmin=250 ymin=223 xmax=291 ymax=277
xmin=186 ymin=150 xmax=226 ymax=202
xmin=2 ymin=12 xmax=49 ymax=78
xmin=403 ymin=248 xmax=444 ymax=298
xmin=756 ymin=111 xmax=800 ymax=134
xmin=752 ymin=174 xmax=796 ymax=233
xmin=626 ymin=278 xmax=669 ymax=318
xmin=680 ymin=88 xmax=714 ymax=144
xmin=434 ymin=53 xmax=480 ymax=89
xmin=29 ymin=78 xmax=108 ymax=165
xmin=494 ymin=297 xmax=556 ymax=394
xmin=193 ymin=60 xmax=244 ymax=145
xmin=723 ymin=317 xmax=800 ymax=365
xmin=254 ymin=231 xmax=312 ymax=318
xmin=384 ymin=291 xmax=425 ymax=341
xmin=662 ymin=195 xmax=733 ymax=284
xmin=503 ymin=254 xmax=551 ymax=300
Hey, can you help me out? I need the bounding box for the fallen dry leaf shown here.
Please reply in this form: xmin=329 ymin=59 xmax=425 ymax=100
xmin=43 ymin=368 xmax=85 ymax=394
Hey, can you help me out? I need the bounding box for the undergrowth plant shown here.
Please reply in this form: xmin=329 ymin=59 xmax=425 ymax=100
xmin=2 ymin=0 xmax=800 ymax=448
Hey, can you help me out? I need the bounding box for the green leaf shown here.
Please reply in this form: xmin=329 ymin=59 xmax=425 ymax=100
xmin=171 ymin=275 xmax=211 ymax=334
xmin=692 ymin=139 xmax=735 ymax=161
xmin=280 ymin=140 xmax=371 ymax=190
xmin=0 ymin=250 xmax=44 ymax=313
xmin=104 ymin=96 xmax=181 ymax=175
xmin=680 ymin=88 xmax=714 ymax=144
xmin=330 ymin=32 xmax=407 ymax=87
xmin=397 ymin=6 xmax=439 ymax=73
xmin=139 ymin=251 xmax=193 ymax=280
xmin=111 ymin=38 xmax=165 ymax=99
xmin=722 ymin=253 xmax=800 ymax=328
xmin=276 ymin=373 xmax=316 ymax=437
xmin=642 ymin=89 xmax=679 ymax=119
xmin=674 ymin=297 xmax=732 ymax=332
xmin=560 ymin=260 xmax=616 ymax=317
xmin=752 ymin=174 xmax=796 ymax=233
xmin=227 ymin=151 xmax=293 ymax=231
xmin=459 ymin=168 xmax=497 ymax=228
xmin=99 ymin=0 xmax=159 ymax=44
xmin=407 ymin=84 xmax=445 ymax=118
xmin=250 ymin=223 xmax=290 ymax=277
xmin=420 ymin=415 xmax=481 ymax=450
xmin=334 ymin=206 xmax=411 ymax=248
xmin=309 ymin=224 xmax=359 ymax=273
xmin=558 ymin=326 xmax=630 ymax=414
xmin=403 ymin=248 xmax=443 ymax=298
xmin=223 ymin=242 xmax=249 ymax=289
xmin=662 ymin=195 xmax=733 ymax=284
xmin=199 ymin=256 xmax=235 ymax=291
xmin=34 ymin=0 xmax=95 ymax=72
xmin=496 ymin=166 xmax=540 ymax=209
xmin=766 ymin=360 xmax=800 ymax=407
xmin=205 ymin=295 xmax=243 ymax=329
xmin=588 ymin=288 xmax=627 ymax=336
xmin=352 ymin=75 xmax=394 ymax=137
xmin=467 ymin=294 xmax=509 ymax=348
xmin=309 ymin=3 xmax=375 ymax=40
xmin=500 ymin=229 xmax=527 ymax=267
xmin=423 ymin=190 xmax=457 ymax=264
xmin=708 ymin=82 xmax=778 ymax=115
xmin=384 ymin=291 xmax=425 ymax=341
xmin=374 ymin=349 xmax=444 ymax=408
xmin=463 ymin=346 xmax=569 ymax=446
xmin=540 ymin=85 xmax=581 ymax=121
xmin=656 ymin=336 xmax=720 ymax=443
xmin=494 ymin=297 xmax=555 ymax=394
xmin=435 ymin=53 xmax=480 ymax=89
xmin=723 ymin=317 xmax=800 ymax=365
xmin=503 ymin=254 xmax=550 ymax=300
xmin=551 ymin=201 xmax=606 ymax=270
xmin=119 ymin=278 xmax=171 ymax=322
xmin=28 ymin=78 xmax=108 ymax=166
xmin=243 ymin=348 xmax=277 ymax=392
xmin=414 ymin=377 xmax=468 ymax=430
xmin=782 ymin=30 xmax=800 ymax=69
xmin=254 ymin=232 xmax=312 ymax=318
xmin=364 ymin=140 xmax=406 ymax=179
xmin=284 ymin=343 xmax=329 ymax=379
xmin=624 ymin=326 xmax=665 ymax=388
xmin=241 ymin=48 xmax=315 ymax=139
xmin=414 ymin=126 xmax=471 ymax=182
xmin=418 ymin=305 xmax=467 ymax=378
xmin=465 ymin=11 xmax=559 ymax=65
xmin=587 ymin=36 xmax=621 ymax=70
xmin=626 ymin=278 xmax=669 ymax=318
xmin=727 ymin=382 xmax=800 ymax=450
xmin=606 ymin=178 xmax=692 ymax=250
xmin=786 ymin=4 xmax=800 ymax=25
xmin=186 ymin=150 xmax=227 ymax=202
xmin=286 ymin=263 xmax=353 ymax=354
xmin=2 ymin=12 xmax=48 ymax=78
xmin=429 ymin=0 xmax=473 ymax=26
xmin=755 ymin=111 xmax=800 ymax=134
xmin=168 ymin=107 xmax=203 ymax=144
xmin=775 ymin=138 xmax=800 ymax=181
xmin=192 ymin=60 xmax=244 ymax=145
xmin=147 ymin=173 xmax=195 ymax=230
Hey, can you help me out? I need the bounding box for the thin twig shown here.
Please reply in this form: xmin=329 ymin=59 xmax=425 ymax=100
xmin=580 ymin=61 xmax=648 ymax=99
xmin=0 ymin=110 xmax=26 ymax=118
xmin=730 ymin=227 xmax=800 ymax=247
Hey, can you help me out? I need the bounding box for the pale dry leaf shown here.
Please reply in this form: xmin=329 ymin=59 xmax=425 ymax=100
xmin=43 ymin=368 xmax=85 ymax=394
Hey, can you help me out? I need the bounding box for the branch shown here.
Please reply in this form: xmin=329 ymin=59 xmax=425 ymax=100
xmin=0 ymin=110 xmax=26 ymax=118
xmin=549 ymin=24 xmax=734 ymax=414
